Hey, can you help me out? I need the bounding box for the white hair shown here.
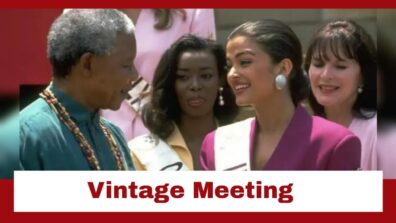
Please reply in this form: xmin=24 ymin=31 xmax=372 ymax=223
xmin=48 ymin=9 xmax=135 ymax=77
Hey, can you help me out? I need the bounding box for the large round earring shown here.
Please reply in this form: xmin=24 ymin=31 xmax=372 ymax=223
xmin=358 ymin=86 xmax=363 ymax=94
xmin=275 ymin=74 xmax=287 ymax=90
xmin=218 ymin=87 xmax=225 ymax=106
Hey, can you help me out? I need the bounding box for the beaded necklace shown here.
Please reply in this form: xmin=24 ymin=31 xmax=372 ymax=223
xmin=40 ymin=88 xmax=125 ymax=170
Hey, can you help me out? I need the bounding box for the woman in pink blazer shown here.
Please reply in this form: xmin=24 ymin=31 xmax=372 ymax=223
xmin=200 ymin=20 xmax=361 ymax=170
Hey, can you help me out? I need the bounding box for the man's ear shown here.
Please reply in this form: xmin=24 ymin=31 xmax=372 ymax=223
xmin=79 ymin=52 xmax=95 ymax=78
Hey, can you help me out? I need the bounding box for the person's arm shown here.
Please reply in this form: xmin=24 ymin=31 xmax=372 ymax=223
xmin=327 ymin=134 xmax=362 ymax=170
xmin=190 ymin=9 xmax=217 ymax=40
xmin=19 ymin=122 xmax=43 ymax=170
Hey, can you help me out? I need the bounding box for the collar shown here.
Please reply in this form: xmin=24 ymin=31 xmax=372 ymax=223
xmin=167 ymin=119 xmax=219 ymax=149
xmin=252 ymin=105 xmax=308 ymax=132
xmin=166 ymin=124 xmax=188 ymax=149
xmin=250 ymin=105 xmax=310 ymax=170
xmin=49 ymin=82 xmax=100 ymax=124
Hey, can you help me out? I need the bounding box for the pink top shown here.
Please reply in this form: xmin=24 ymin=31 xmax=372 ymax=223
xmin=377 ymin=125 xmax=396 ymax=179
xmin=102 ymin=9 xmax=216 ymax=140
xmin=348 ymin=115 xmax=377 ymax=170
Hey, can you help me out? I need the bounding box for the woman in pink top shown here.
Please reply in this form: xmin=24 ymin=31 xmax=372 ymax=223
xmin=102 ymin=9 xmax=216 ymax=140
xmin=305 ymin=20 xmax=377 ymax=170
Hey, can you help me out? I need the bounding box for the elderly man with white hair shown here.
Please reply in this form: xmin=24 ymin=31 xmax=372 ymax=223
xmin=19 ymin=9 xmax=138 ymax=170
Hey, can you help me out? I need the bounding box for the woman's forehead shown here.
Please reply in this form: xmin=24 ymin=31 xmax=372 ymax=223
xmin=312 ymin=38 xmax=355 ymax=61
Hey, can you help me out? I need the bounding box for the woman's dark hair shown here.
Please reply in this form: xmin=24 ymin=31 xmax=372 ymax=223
xmin=143 ymin=34 xmax=238 ymax=139
xmin=152 ymin=9 xmax=186 ymax=30
xmin=304 ymin=20 xmax=377 ymax=119
xmin=228 ymin=19 xmax=309 ymax=106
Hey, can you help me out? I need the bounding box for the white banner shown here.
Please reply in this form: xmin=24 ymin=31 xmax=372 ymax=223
xmin=14 ymin=171 xmax=382 ymax=212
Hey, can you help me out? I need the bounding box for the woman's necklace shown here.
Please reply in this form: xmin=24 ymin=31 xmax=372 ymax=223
xmin=40 ymin=88 xmax=125 ymax=170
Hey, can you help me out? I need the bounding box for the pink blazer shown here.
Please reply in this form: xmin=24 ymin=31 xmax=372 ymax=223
xmin=200 ymin=106 xmax=361 ymax=170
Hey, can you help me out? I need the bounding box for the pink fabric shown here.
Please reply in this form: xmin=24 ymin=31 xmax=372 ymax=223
xmin=102 ymin=9 xmax=216 ymax=140
xmin=377 ymin=125 xmax=396 ymax=179
xmin=200 ymin=106 xmax=361 ymax=170
xmin=348 ymin=115 xmax=377 ymax=170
